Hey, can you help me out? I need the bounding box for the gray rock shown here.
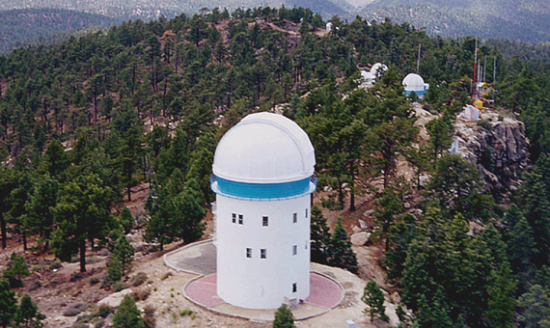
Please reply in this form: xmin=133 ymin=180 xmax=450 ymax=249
xmin=404 ymin=202 xmax=411 ymax=209
xmin=351 ymin=232 xmax=371 ymax=246
xmin=97 ymin=289 xmax=133 ymax=308
xmin=363 ymin=209 xmax=375 ymax=217
xmin=358 ymin=219 xmax=368 ymax=230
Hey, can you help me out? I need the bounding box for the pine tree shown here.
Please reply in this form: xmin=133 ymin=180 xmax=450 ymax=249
xmin=362 ymin=280 xmax=387 ymax=322
xmin=272 ymin=304 xmax=295 ymax=328
xmin=0 ymin=279 xmax=16 ymax=328
xmin=52 ymin=174 xmax=115 ymax=272
xmin=107 ymin=255 xmax=123 ymax=282
xmin=119 ymin=207 xmax=134 ymax=234
xmin=3 ymin=253 xmax=30 ymax=287
xmin=112 ymin=236 xmax=134 ymax=275
xmin=112 ymin=295 xmax=144 ymax=328
xmin=328 ymin=218 xmax=358 ymax=273
xmin=518 ymin=284 xmax=550 ymax=328
xmin=310 ymin=206 xmax=330 ymax=264
xmin=13 ymin=294 xmax=45 ymax=328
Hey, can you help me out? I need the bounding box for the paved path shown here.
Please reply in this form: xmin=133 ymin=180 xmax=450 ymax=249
xmin=164 ymin=240 xmax=216 ymax=275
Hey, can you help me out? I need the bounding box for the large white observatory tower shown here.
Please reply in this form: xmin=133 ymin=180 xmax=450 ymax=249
xmin=211 ymin=112 xmax=316 ymax=310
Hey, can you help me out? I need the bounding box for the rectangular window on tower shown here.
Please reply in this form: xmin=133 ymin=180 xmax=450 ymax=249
xmin=261 ymin=249 xmax=267 ymax=259
xmin=293 ymin=213 xmax=297 ymax=223
xmin=292 ymin=283 xmax=297 ymax=293
xmin=305 ymin=208 xmax=308 ymax=218
xmin=246 ymin=248 xmax=252 ymax=258
xmin=238 ymin=214 xmax=243 ymax=225
xmin=232 ymin=213 xmax=236 ymax=224
xmin=292 ymin=245 xmax=297 ymax=255
xmin=262 ymin=216 xmax=269 ymax=227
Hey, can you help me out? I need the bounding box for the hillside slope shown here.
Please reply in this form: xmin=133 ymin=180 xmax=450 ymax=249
xmin=0 ymin=8 xmax=119 ymax=54
xmin=359 ymin=0 xmax=550 ymax=43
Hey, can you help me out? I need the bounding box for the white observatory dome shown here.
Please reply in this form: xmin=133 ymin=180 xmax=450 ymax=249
xmin=403 ymin=73 xmax=426 ymax=92
xmin=370 ymin=63 xmax=388 ymax=76
xmin=213 ymin=112 xmax=316 ymax=184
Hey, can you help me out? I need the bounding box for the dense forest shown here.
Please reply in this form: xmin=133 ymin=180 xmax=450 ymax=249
xmin=1 ymin=5 xmax=550 ymax=327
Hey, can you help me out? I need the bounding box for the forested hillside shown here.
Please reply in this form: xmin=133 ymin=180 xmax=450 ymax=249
xmin=0 ymin=8 xmax=120 ymax=54
xmin=2 ymin=0 xmax=550 ymax=43
xmin=1 ymin=7 xmax=550 ymax=327
xmin=359 ymin=0 xmax=550 ymax=43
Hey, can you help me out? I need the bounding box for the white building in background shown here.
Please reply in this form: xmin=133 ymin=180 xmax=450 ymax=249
xmin=403 ymin=73 xmax=430 ymax=98
xmin=326 ymin=22 xmax=333 ymax=32
xmin=210 ymin=112 xmax=317 ymax=310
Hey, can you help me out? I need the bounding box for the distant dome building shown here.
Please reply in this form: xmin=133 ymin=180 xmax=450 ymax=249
xmin=370 ymin=63 xmax=388 ymax=77
xmin=403 ymin=73 xmax=429 ymax=98
xmin=211 ymin=112 xmax=316 ymax=309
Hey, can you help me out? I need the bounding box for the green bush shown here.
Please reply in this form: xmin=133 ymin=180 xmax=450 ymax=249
xmin=89 ymin=277 xmax=100 ymax=285
xmin=132 ymin=272 xmax=148 ymax=287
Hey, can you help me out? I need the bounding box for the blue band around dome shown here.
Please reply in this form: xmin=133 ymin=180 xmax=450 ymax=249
xmin=211 ymin=175 xmax=316 ymax=200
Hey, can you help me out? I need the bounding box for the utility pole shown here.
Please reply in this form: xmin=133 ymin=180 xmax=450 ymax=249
xmin=417 ymin=43 xmax=422 ymax=73
xmin=493 ymin=55 xmax=497 ymax=110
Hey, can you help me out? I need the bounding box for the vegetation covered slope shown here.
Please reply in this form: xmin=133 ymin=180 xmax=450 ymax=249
xmin=0 ymin=8 xmax=120 ymax=54
xmin=359 ymin=0 xmax=550 ymax=43
xmin=0 ymin=7 xmax=550 ymax=327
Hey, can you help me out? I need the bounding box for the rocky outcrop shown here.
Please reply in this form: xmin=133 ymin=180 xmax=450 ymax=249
xmin=453 ymin=111 xmax=529 ymax=200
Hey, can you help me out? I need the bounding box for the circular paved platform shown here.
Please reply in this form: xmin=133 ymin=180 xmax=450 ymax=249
xmin=164 ymin=240 xmax=345 ymax=321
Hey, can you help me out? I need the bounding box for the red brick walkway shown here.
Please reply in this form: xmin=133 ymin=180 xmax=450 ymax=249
xmin=185 ymin=272 xmax=341 ymax=309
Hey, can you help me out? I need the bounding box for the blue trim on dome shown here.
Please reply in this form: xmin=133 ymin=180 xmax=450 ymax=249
xmin=211 ymin=175 xmax=317 ymax=201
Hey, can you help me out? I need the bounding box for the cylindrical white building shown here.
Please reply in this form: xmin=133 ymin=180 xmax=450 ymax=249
xmin=211 ymin=112 xmax=316 ymax=310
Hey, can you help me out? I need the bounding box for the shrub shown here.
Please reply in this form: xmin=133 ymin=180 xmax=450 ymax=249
xmin=49 ymin=261 xmax=63 ymax=270
xmin=132 ymin=288 xmax=151 ymax=301
xmin=477 ymin=119 xmax=492 ymax=130
xmin=132 ymin=272 xmax=148 ymax=287
xmin=28 ymin=280 xmax=41 ymax=291
xmin=143 ymin=305 xmax=156 ymax=328
xmin=89 ymin=277 xmax=100 ymax=285
xmin=98 ymin=304 xmax=113 ymax=318
xmin=180 ymin=309 xmax=193 ymax=317
xmin=113 ymin=281 xmax=128 ymax=292
xmin=112 ymin=295 xmax=144 ymax=328
xmin=63 ymin=303 xmax=88 ymax=317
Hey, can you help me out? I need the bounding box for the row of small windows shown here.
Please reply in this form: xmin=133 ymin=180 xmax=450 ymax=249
xmin=246 ymin=248 xmax=267 ymax=259
xmin=232 ymin=209 xmax=308 ymax=226
xmin=246 ymin=245 xmax=300 ymax=258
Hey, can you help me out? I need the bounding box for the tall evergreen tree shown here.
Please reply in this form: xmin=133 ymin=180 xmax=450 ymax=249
xmin=13 ymin=294 xmax=45 ymax=328
xmin=328 ymin=218 xmax=358 ymax=273
xmin=362 ymin=280 xmax=387 ymax=322
xmin=0 ymin=279 xmax=16 ymax=328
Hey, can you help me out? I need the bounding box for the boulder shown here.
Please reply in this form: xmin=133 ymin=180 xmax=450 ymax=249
xmin=363 ymin=209 xmax=374 ymax=217
xmin=351 ymin=232 xmax=371 ymax=246
xmin=97 ymin=289 xmax=133 ymax=308
xmin=358 ymin=219 xmax=368 ymax=230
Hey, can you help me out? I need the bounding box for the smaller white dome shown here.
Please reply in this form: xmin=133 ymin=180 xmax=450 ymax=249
xmin=361 ymin=70 xmax=375 ymax=80
xmin=403 ymin=73 xmax=426 ymax=92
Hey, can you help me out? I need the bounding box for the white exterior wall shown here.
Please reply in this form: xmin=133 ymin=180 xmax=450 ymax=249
xmin=216 ymin=194 xmax=311 ymax=309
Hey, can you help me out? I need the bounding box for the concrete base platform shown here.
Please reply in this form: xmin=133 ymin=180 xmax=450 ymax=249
xmin=165 ymin=240 xmax=345 ymax=321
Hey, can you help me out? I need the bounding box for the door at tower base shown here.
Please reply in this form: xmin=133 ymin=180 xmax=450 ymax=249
xmin=216 ymin=194 xmax=311 ymax=310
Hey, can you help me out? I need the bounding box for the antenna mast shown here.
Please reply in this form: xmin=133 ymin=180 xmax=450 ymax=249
xmin=417 ymin=43 xmax=422 ymax=73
